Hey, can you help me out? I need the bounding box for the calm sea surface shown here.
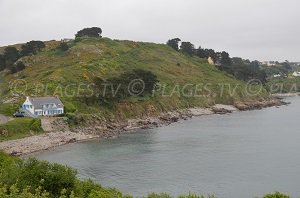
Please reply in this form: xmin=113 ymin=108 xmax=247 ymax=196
xmin=35 ymin=97 xmax=300 ymax=198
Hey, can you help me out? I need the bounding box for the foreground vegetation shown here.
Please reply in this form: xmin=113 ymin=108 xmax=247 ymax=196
xmin=0 ymin=151 xmax=292 ymax=198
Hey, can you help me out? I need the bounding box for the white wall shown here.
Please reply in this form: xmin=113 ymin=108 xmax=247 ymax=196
xmin=39 ymin=107 xmax=64 ymax=116
xmin=22 ymin=97 xmax=35 ymax=115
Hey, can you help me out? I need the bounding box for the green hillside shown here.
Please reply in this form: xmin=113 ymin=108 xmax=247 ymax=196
xmin=0 ymin=37 xmax=269 ymax=121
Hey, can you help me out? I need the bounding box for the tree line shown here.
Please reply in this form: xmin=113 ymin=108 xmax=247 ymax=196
xmin=167 ymin=38 xmax=267 ymax=83
xmin=0 ymin=27 xmax=102 ymax=74
xmin=0 ymin=41 xmax=45 ymax=74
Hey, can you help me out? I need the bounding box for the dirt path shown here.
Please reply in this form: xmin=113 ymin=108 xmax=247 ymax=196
xmin=0 ymin=114 xmax=10 ymax=125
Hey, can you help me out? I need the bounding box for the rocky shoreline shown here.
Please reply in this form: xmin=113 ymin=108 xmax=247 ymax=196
xmin=0 ymin=98 xmax=286 ymax=156
xmin=272 ymin=92 xmax=300 ymax=97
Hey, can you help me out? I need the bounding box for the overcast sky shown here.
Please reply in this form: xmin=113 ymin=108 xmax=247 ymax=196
xmin=0 ymin=0 xmax=299 ymax=61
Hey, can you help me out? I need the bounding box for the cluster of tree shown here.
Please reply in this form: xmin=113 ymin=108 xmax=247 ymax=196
xmin=166 ymin=38 xmax=267 ymax=83
xmin=0 ymin=151 xmax=126 ymax=197
xmin=166 ymin=38 xmax=231 ymax=65
xmin=100 ymin=69 xmax=158 ymax=101
xmin=0 ymin=46 xmax=25 ymax=74
xmin=80 ymin=69 xmax=159 ymax=106
xmin=220 ymin=58 xmax=267 ymax=83
xmin=75 ymin=27 xmax=102 ymax=38
xmin=0 ymin=41 xmax=45 ymax=74
xmin=262 ymin=61 xmax=292 ymax=78
xmin=20 ymin=40 xmax=45 ymax=56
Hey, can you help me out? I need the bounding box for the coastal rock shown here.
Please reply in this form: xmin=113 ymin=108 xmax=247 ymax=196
xmin=212 ymin=107 xmax=232 ymax=114
xmin=234 ymin=99 xmax=285 ymax=111
xmin=170 ymin=116 xmax=179 ymax=122
xmin=211 ymin=104 xmax=238 ymax=114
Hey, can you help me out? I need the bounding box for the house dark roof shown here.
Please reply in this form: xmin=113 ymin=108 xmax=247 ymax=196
xmin=28 ymin=97 xmax=64 ymax=109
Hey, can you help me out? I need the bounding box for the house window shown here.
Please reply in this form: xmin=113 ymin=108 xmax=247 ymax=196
xmin=35 ymin=112 xmax=38 ymax=115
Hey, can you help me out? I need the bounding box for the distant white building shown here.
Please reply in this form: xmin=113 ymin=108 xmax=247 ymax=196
xmin=263 ymin=61 xmax=277 ymax=66
xmin=61 ymin=38 xmax=73 ymax=42
xmin=273 ymin=74 xmax=281 ymax=78
xmin=20 ymin=96 xmax=64 ymax=117
xmin=292 ymin=71 xmax=300 ymax=77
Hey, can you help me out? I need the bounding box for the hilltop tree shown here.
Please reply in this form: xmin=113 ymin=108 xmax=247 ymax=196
xmin=180 ymin=42 xmax=195 ymax=56
xmin=166 ymin=38 xmax=181 ymax=51
xmin=195 ymin=47 xmax=207 ymax=58
xmin=75 ymin=27 xmax=102 ymax=38
xmin=220 ymin=51 xmax=232 ymax=66
xmin=231 ymin=57 xmax=244 ymax=65
xmin=21 ymin=41 xmax=45 ymax=56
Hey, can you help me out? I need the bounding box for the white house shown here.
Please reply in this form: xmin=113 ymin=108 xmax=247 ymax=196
xmin=20 ymin=96 xmax=64 ymax=117
xmin=292 ymin=71 xmax=300 ymax=77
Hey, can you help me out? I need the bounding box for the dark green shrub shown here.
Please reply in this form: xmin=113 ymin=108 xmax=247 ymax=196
xmin=21 ymin=41 xmax=45 ymax=56
xmin=58 ymin=42 xmax=69 ymax=51
xmin=29 ymin=119 xmax=42 ymax=132
xmin=0 ymin=158 xmax=77 ymax=197
xmin=64 ymin=102 xmax=77 ymax=113
xmin=263 ymin=192 xmax=290 ymax=198
xmin=16 ymin=61 xmax=26 ymax=71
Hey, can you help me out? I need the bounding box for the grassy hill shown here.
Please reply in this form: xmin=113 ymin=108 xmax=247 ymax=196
xmin=0 ymin=37 xmax=269 ymax=121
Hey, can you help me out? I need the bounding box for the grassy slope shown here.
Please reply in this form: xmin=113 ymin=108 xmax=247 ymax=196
xmin=266 ymin=76 xmax=300 ymax=93
xmin=0 ymin=118 xmax=43 ymax=141
xmin=0 ymin=37 xmax=269 ymax=120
